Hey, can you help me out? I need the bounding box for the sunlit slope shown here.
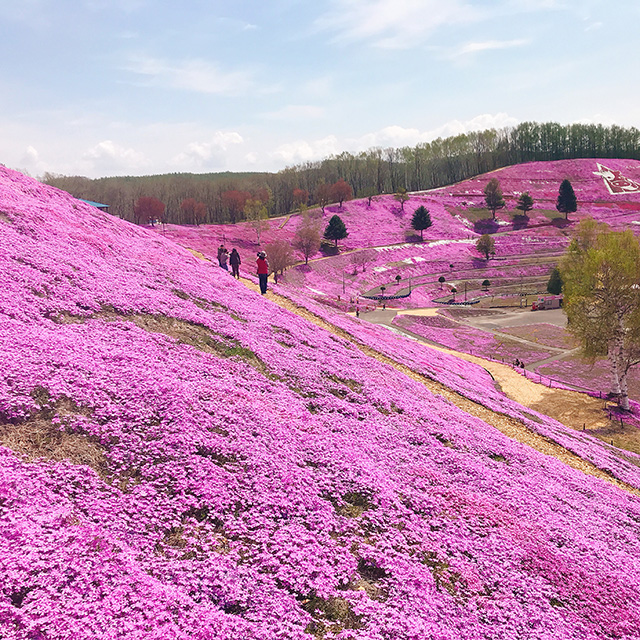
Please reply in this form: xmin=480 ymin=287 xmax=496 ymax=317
xmin=1 ymin=167 xmax=640 ymax=639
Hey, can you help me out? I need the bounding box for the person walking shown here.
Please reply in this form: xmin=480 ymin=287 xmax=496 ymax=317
xmin=217 ymin=244 xmax=225 ymax=267
xmin=219 ymin=246 xmax=229 ymax=271
xmin=229 ymin=248 xmax=241 ymax=279
xmin=256 ymin=251 xmax=269 ymax=294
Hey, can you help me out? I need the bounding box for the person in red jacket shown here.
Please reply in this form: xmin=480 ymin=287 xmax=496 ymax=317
xmin=256 ymin=251 xmax=269 ymax=294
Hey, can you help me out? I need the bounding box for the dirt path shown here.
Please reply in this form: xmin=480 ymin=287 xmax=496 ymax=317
xmin=240 ymin=279 xmax=640 ymax=497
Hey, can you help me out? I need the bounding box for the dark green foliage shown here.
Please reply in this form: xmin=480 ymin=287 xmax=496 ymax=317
xmin=556 ymin=179 xmax=577 ymax=219
xmin=484 ymin=179 xmax=505 ymax=219
xmin=547 ymin=267 xmax=563 ymax=295
xmin=324 ymin=215 xmax=349 ymax=247
xmin=516 ymin=191 xmax=534 ymax=216
xmin=411 ymin=205 xmax=432 ymax=239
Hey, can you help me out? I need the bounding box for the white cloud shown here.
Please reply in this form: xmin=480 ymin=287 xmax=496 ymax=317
xmin=350 ymin=113 xmax=519 ymax=149
xmin=123 ymin=55 xmax=254 ymax=96
xmin=316 ymin=0 xmax=480 ymax=48
xmin=83 ymin=140 xmax=148 ymax=172
xmin=271 ymin=135 xmax=340 ymax=165
xmin=171 ymin=131 xmax=244 ymax=170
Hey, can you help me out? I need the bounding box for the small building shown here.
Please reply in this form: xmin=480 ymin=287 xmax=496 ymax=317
xmin=532 ymin=295 xmax=563 ymax=311
xmin=79 ymin=199 xmax=110 ymax=213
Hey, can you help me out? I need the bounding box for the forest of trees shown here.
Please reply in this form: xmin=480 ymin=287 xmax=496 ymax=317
xmin=42 ymin=121 xmax=640 ymax=226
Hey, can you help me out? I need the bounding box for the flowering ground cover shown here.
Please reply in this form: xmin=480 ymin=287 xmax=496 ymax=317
xmin=391 ymin=314 xmax=554 ymax=364
xmin=278 ymin=286 xmax=640 ymax=488
xmin=3 ymin=165 xmax=640 ymax=639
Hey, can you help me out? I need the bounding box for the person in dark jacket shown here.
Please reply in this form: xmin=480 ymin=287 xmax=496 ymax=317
xmin=229 ymin=248 xmax=241 ymax=279
xmin=256 ymin=251 xmax=268 ymax=294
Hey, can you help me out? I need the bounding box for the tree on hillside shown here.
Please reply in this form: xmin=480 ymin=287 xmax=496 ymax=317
xmin=134 ymin=196 xmax=165 ymax=226
xmin=560 ymin=221 xmax=640 ymax=410
xmin=556 ymin=179 xmax=577 ymax=220
xmin=180 ymin=198 xmax=207 ymax=226
xmin=516 ymin=191 xmax=534 ymax=217
xmin=484 ymin=178 xmax=505 ymax=219
xmin=244 ymin=198 xmax=270 ymax=245
xmin=546 ymin=267 xmax=563 ymax=295
xmin=222 ymin=190 xmax=250 ymax=224
xmin=293 ymin=213 xmax=322 ymax=264
xmin=350 ymin=249 xmax=376 ymax=273
xmin=411 ymin=205 xmax=432 ymax=240
xmin=292 ymin=188 xmax=309 ymax=212
xmin=330 ymin=179 xmax=352 ymax=209
xmin=265 ymin=238 xmax=295 ymax=283
xmin=361 ymin=187 xmax=377 ymax=208
xmin=476 ymin=234 xmax=495 ymax=260
xmin=438 ymin=276 xmax=446 ymax=289
xmin=394 ymin=187 xmax=410 ymax=211
xmin=314 ymin=182 xmax=332 ymax=213
xmin=324 ymin=214 xmax=348 ymax=247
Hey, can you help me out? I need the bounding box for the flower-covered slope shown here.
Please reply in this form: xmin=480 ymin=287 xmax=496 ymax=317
xmin=1 ymin=166 xmax=640 ymax=639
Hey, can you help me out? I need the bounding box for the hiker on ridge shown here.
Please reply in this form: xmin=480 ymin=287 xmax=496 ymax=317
xmin=229 ymin=248 xmax=241 ymax=279
xmin=256 ymin=251 xmax=268 ymax=294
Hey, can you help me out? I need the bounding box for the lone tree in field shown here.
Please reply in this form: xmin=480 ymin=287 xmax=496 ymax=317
xmin=438 ymin=276 xmax=446 ymax=289
xmin=134 ymin=196 xmax=165 ymax=226
xmin=330 ymin=179 xmax=353 ymax=209
xmin=244 ymin=198 xmax=270 ymax=245
xmin=314 ymin=182 xmax=332 ymax=213
xmin=546 ymin=267 xmax=563 ymax=295
xmin=324 ymin=214 xmax=348 ymax=247
xmin=476 ymin=234 xmax=495 ymax=260
xmin=350 ymin=249 xmax=376 ymax=273
xmin=484 ymin=178 xmax=505 ymax=219
xmin=411 ymin=205 xmax=432 ymax=240
xmin=560 ymin=220 xmax=640 ymax=410
xmin=394 ymin=187 xmax=410 ymax=211
xmin=292 ymin=214 xmax=322 ymax=265
xmin=556 ymin=179 xmax=577 ymax=220
xmin=482 ymin=279 xmax=491 ymax=291
xmin=264 ymin=238 xmax=295 ymax=284
xmin=516 ymin=191 xmax=534 ymax=217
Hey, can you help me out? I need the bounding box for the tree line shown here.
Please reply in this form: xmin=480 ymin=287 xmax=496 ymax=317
xmin=42 ymin=121 xmax=640 ymax=226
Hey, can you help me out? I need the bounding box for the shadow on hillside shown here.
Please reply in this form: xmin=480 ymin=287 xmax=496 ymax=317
xmin=511 ymin=214 xmax=529 ymax=230
xmin=473 ymin=219 xmax=499 ymax=234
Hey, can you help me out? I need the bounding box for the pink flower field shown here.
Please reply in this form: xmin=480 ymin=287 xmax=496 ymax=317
xmin=2 ymin=163 xmax=640 ymax=639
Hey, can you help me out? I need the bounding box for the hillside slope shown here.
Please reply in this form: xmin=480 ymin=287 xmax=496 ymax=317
xmin=1 ymin=167 xmax=640 ymax=639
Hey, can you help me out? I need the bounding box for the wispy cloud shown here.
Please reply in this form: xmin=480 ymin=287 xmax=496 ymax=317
xmin=316 ymin=0 xmax=481 ymax=49
xmin=453 ymin=38 xmax=530 ymax=57
xmin=123 ymin=55 xmax=255 ymax=96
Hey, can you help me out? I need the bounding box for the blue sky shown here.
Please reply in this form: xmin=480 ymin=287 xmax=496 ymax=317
xmin=1 ymin=0 xmax=639 ymax=178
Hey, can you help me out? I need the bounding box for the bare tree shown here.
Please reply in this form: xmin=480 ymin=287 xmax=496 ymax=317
xmin=265 ymin=238 xmax=295 ymax=283
xmin=293 ymin=214 xmax=322 ymax=264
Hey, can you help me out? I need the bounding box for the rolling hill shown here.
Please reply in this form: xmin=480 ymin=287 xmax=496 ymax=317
xmin=1 ymin=164 xmax=640 ymax=639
